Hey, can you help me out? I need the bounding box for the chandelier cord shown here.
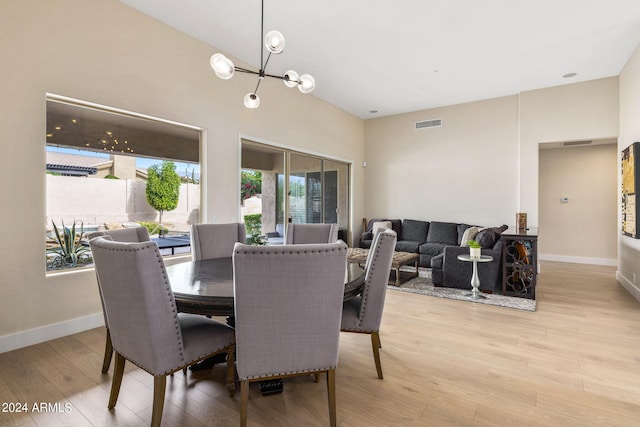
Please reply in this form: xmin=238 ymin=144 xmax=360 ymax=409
xmin=260 ymin=0 xmax=265 ymax=71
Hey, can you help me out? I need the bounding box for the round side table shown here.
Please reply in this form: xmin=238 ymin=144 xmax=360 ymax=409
xmin=457 ymin=254 xmax=494 ymax=300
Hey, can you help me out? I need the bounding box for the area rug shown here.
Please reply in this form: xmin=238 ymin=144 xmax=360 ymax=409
xmin=389 ymin=269 xmax=536 ymax=311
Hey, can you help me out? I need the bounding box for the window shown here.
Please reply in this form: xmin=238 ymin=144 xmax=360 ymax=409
xmin=45 ymin=95 xmax=201 ymax=271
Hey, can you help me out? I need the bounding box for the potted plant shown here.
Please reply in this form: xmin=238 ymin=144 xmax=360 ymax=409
xmin=244 ymin=213 xmax=266 ymax=245
xmin=467 ymin=239 xmax=481 ymax=258
xmin=47 ymin=220 xmax=92 ymax=270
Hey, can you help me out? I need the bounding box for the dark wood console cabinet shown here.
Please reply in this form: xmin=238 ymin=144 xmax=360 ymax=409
xmin=501 ymin=227 xmax=538 ymax=299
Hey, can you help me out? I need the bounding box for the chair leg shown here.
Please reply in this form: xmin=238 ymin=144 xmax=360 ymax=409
xmin=326 ymin=369 xmax=337 ymax=427
xmin=371 ymin=332 xmax=384 ymax=379
xmin=108 ymin=353 xmax=125 ymax=409
xmin=151 ymin=376 xmax=167 ymax=427
xmin=101 ymin=329 xmax=113 ymax=374
xmin=240 ymin=380 xmax=249 ymax=427
xmin=226 ymin=347 xmax=235 ymax=397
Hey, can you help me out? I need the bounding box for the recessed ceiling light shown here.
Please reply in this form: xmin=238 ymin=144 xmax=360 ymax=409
xmin=369 ymin=110 xmax=378 ymax=114
xmin=562 ymin=72 xmax=577 ymax=78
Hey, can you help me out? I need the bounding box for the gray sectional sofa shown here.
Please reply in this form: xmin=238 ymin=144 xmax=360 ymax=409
xmin=360 ymin=218 xmax=508 ymax=292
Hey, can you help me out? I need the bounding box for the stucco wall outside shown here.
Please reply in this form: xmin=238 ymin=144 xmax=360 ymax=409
xmin=47 ymin=175 xmax=200 ymax=232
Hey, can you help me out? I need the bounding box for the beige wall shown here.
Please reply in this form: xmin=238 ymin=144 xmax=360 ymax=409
xmin=364 ymin=95 xmax=520 ymax=228
xmin=363 ymin=78 xmax=620 ymax=246
xmin=0 ymin=0 xmax=364 ymax=350
xmin=619 ymin=43 xmax=640 ymax=300
xmin=519 ymin=78 xmax=620 ymax=225
xmin=538 ymin=144 xmax=617 ymax=264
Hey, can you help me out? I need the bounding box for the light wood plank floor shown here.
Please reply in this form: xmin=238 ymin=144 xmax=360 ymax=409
xmin=2 ymin=261 xmax=640 ymax=426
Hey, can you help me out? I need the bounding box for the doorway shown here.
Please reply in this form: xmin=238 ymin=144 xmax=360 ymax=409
xmin=241 ymin=139 xmax=350 ymax=244
xmin=538 ymin=138 xmax=617 ymax=265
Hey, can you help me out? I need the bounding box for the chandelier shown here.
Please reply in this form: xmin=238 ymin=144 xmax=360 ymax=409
xmin=209 ymin=0 xmax=315 ymax=109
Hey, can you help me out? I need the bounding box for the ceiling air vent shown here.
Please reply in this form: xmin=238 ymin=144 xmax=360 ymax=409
xmin=562 ymin=140 xmax=592 ymax=147
xmin=415 ymin=118 xmax=442 ymax=130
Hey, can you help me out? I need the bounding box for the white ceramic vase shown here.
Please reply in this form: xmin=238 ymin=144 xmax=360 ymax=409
xmin=470 ymin=247 xmax=481 ymax=258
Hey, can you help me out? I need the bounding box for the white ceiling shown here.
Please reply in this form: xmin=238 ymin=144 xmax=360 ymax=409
xmin=120 ymin=0 xmax=640 ymax=119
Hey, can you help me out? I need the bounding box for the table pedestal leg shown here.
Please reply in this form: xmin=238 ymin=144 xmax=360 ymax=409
xmin=465 ymin=260 xmax=486 ymax=300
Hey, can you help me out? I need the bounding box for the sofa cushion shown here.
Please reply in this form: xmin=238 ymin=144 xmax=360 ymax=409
xmin=426 ymin=221 xmax=458 ymax=245
xmin=475 ymin=225 xmax=508 ymax=249
xmin=400 ymin=219 xmax=429 ymax=242
xmin=457 ymin=224 xmax=471 ymax=245
xmin=459 ymin=226 xmax=479 ymax=246
xmin=372 ymin=220 xmax=392 ymax=234
xmin=419 ymin=242 xmax=448 ymax=257
xmin=395 ymin=241 xmax=421 ymax=253
xmin=475 ymin=229 xmax=496 ymax=248
xmin=359 ymin=239 xmax=373 ymax=249
xmin=388 ymin=219 xmax=403 ymax=236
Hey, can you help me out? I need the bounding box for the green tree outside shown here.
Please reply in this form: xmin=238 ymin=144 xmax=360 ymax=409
xmin=146 ymin=161 xmax=181 ymax=231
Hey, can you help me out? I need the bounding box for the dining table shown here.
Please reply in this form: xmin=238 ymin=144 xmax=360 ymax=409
xmin=166 ymin=256 xmax=365 ymax=395
xmin=167 ymin=256 xmax=366 ymax=317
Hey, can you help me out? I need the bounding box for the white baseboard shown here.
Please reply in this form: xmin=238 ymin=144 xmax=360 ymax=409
xmin=616 ymin=271 xmax=640 ymax=303
xmin=539 ymin=253 xmax=617 ymax=266
xmin=0 ymin=313 xmax=104 ymax=354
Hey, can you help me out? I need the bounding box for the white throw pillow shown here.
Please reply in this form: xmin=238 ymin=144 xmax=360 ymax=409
xmin=372 ymin=221 xmax=392 ymax=235
xmin=460 ymin=226 xmax=479 ymax=246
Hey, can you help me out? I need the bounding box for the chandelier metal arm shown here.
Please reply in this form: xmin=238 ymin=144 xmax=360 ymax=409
xmin=233 ymin=68 xmax=298 ymax=84
xmin=234 ymin=67 xmax=260 ymax=75
xmin=253 ymin=76 xmax=263 ymax=96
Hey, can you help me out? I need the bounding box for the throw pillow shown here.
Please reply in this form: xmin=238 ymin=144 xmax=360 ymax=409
xmin=372 ymin=221 xmax=392 ymax=234
xmin=475 ymin=228 xmax=496 ymax=249
xmin=459 ymin=226 xmax=479 ymax=246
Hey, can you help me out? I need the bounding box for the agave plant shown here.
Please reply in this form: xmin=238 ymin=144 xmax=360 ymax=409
xmin=47 ymin=220 xmax=92 ymax=269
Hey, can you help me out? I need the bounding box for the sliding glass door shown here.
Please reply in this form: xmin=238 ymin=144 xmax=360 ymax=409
xmin=289 ymin=153 xmax=323 ymax=224
xmin=241 ymin=140 xmax=350 ymax=244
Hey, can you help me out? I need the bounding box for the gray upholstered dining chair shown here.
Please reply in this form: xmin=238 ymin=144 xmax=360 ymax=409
xmin=233 ymin=241 xmax=348 ymax=427
xmin=190 ymin=222 xmax=246 ymax=260
xmin=89 ymin=237 xmax=236 ymax=427
xmin=341 ymin=229 xmax=396 ymax=379
xmin=86 ymin=227 xmax=151 ymax=374
xmin=87 ymin=226 xmax=151 ymax=244
xmin=285 ymin=223 xmax=339 ymax=244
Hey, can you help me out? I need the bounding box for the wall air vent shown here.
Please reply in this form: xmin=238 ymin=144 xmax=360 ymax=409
xmin=562 ymin=140 xmax=592 ymax=147
xmin=415 ymin=118 xmax=442 ymax=130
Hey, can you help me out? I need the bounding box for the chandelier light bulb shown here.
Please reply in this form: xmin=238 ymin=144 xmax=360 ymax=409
xmin=298 ymin=74 xmax=316 ymax=93
xmin=244 ymin=93 xmax=260 ymax=109
xmin=265 ymin=30 xmax=285 ymax=54
xmin=210 ymin=53 xmax=235 ymax=79
xmin=283 ymin=70 xmax=299 ymax=88
xmin=209 ymin=2 xmax=315 ymax=108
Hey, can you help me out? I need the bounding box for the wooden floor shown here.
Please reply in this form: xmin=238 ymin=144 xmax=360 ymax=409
xmin=2 ymin=261 xmax=640 ymax=426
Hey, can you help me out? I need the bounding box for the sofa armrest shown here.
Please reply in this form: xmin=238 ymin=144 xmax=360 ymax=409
xmin=361 ymin=231 xmax=373 ymax=241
